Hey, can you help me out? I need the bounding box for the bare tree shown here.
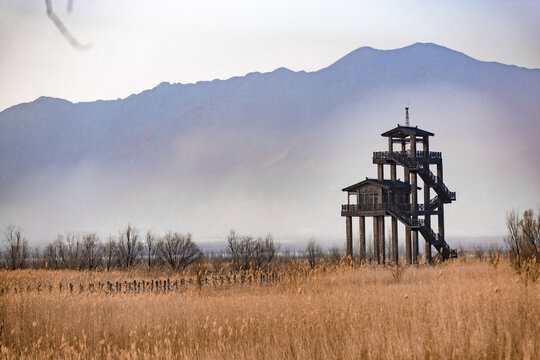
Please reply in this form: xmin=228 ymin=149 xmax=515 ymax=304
xmin=145 ymin=230 xmax=158 ymax=268
xmin=102 ymin=236 xmax=117 ymax=271
xmin=117 ymin=224 xmax=142 ymax=268
xmin=306 ymin=238 xmax=323 ymax=269
xmin=521 ymin=209 xmax=540 ymax=258
xmin=3 ymin=226 xmax=28 ymax=270
xmin=253 ymin=234 xmax=279 ymax=270
xmin=55 ymin=235 xmax=68 ymax=268
xmin=505 ymin=209 xmax=540 ymax=270
xmin=227 ymin=230 xmax=256 ymax=271
xmin=43 ymin=235 xmax=68 ymax=269
xmin=44 ymin=243 xmax=58 ymax=269
xmin=157 ymin=232 xmax=201 ymax=271
xmin=65 ymin=233 xmax=82 ymax=269
xmin=81 ymin=233 xmax=101 ymax=269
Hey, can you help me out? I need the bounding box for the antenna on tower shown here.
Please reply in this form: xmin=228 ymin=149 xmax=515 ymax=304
xmin=405 ymin=107 xmax=410 ymax=126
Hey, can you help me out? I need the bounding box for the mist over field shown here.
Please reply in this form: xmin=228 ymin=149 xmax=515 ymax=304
xmin=0 ymin=43 xmax=539 ymax=247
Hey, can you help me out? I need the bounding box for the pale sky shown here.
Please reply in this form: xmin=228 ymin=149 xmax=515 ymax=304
xmin=0 ymin=0 xmax=539 ymax=112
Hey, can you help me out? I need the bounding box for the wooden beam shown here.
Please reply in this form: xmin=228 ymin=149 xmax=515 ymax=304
xmin=405 ymin=226 xmax=412 ymax=264
xmin=346 ymin=216 xmax=353 ymax=258
xmin=392 ymin=217 xmax=398 ymax=264
xmin=379 ymin=216 xmax=385 ymax=265
xmin=373 ymin=217 xmax=379 ymax=264
xmin=359 ymin=217 xmax=366 ymax=261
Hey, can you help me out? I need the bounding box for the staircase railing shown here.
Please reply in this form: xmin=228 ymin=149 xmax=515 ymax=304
xmin=373 ymin=151 xmax=418 ymax=169
xmin=386 ymin=203 xmax=415 ymax=226
xmin=372 ymin=152 xmax=455 ymax=202
xmin=416 ymin=151 xmax=442 ymax=159
xmin=429 ymin=196 xmax=439 ymax=210
xmin=417 ymin=163 xmax=456 ymax=201
xmin=419 ymin=224 xmax=438 ymax=242
xmin=342 ymin=202 xmax=455 ymax=259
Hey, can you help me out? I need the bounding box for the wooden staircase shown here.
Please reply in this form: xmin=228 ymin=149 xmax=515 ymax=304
xmin=385 ymin=203 xmax=456 ymax=260
xmin=373 ymin=151 xmax=456 ymax=203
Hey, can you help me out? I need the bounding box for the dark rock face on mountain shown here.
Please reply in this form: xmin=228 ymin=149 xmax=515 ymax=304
xmin=1 ymin=43 xmax=538 ymax=243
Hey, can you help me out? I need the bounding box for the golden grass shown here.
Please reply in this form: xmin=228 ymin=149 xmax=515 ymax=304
xmin=1 ymin=260 xmax=539 ymax=359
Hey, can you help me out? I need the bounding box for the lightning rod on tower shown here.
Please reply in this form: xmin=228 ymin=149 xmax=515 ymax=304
xmin=405 ymin=107 xmax=410 ymax=126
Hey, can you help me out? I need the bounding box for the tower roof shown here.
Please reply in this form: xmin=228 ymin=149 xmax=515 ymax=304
xmin=381 ymin=125 xmax=434 ymax=138
xmin=342 ymin=178 xmax=419 ymax=192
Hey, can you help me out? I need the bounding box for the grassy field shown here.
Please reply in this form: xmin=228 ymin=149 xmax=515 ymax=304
xmin=0 ymin=259 xmax=538 ymax=359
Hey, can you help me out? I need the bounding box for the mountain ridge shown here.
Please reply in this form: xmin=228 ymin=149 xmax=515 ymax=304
xmin=0 ymin=42 xmax=539 ymax=242
xmin=2 ymin=42 xmax=538 ymax=115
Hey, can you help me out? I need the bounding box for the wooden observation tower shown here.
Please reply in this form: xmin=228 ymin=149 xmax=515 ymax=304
xmin=341 ymin=108 xmax=456 ymax=263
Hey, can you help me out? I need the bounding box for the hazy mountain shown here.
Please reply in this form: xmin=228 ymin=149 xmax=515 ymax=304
xmin=1 ymin=42 xmax=539 ymax=246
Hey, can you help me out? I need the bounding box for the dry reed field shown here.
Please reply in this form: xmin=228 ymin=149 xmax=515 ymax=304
xmin=0 ymin=259 xmax=539 ymax=359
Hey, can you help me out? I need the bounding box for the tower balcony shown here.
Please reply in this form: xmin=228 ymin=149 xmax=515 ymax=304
xmin=373 ymin=151 xmax=442 ymax=165
xmin=342 ymin=203 xmax=438 ymax=217
xmin=341 ymin=203 xmax=412 ymax=217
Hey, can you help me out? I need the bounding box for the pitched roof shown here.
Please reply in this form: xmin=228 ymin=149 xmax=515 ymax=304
xmin=381 ymin=125 xmax=434 ymax=138
xmin=342 ymin=178 xmax=419 ymax=192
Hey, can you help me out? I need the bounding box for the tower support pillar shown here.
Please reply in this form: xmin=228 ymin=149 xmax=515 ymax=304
xmin=378 ymin=216 xmax=386 ymax=264
xmin=346 ymin=216 xmax=353 ymax=257
xmin=412 ymin=230 xmax=419 ymax=264
xmin=405 ymin=226 xmax=412 ymax=264
xmin=373 ymin=216 xmax=379 ymax=263
xmin=392 ymin=217 xmax=398 ymax=264
xmin=359 ymin=216 xmax=366 ymax=260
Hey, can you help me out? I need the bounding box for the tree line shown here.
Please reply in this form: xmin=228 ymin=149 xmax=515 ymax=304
xmin=8 ymin=208 xmax=534 ymax=272
xmin=1 ymin=225 xmax=328 ymax=271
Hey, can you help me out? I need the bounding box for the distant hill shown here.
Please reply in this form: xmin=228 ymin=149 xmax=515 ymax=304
xmin=1 ymin=43 xmax=539 ymax=244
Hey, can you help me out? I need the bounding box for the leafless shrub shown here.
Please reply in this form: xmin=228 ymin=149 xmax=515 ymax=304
xmin=145 ymin=231 xmax=158 ymax=268
xmin=117 ymin=224 xmax=142 ymax=268
xmin=64 ymin=234 xmax=82 ymax=269
xmin=81 ymin=233 xmax=101 ymax=269
xmin=3 ymin=226 xmax=28 ymax=269
xmin=505 ymin=209 xmax=540 ymax=283
xmin=306 ymin=238 xmax=323 ymax=269
xmin=43 ymin=236 xmax=62 ymax=269
xmin=253 ymin=234 xmax=279 ymax=270
xmin=102 ymin=236 xmax=117 ymax=271
xmin=227 ymin=230 xmax=278 ymax=271
xmin=227 ymin=230 xmax=256 ymax=271
xmin=157 ymin=232 xmax=201 ymax=271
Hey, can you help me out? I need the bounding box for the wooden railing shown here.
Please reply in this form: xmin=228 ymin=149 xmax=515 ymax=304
xmin=429 ymin=196 xmax=439 ymax=209
xmin=342 ymin=202 xmax=454 ymax=258
xmin=372 ymin=152 xmax=454 ymax=203
xmin=373 ymin=151 xmax=442 ymax=164
xmin=415 ymin=151 xmax=442 ymax=159
xmin=341 ymin=203 xmax=412 ymax=214
xmin=417 ymin=163 xmax=456 ymax=202
xmin=373 ymin=151 xmax=418 ymax=168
